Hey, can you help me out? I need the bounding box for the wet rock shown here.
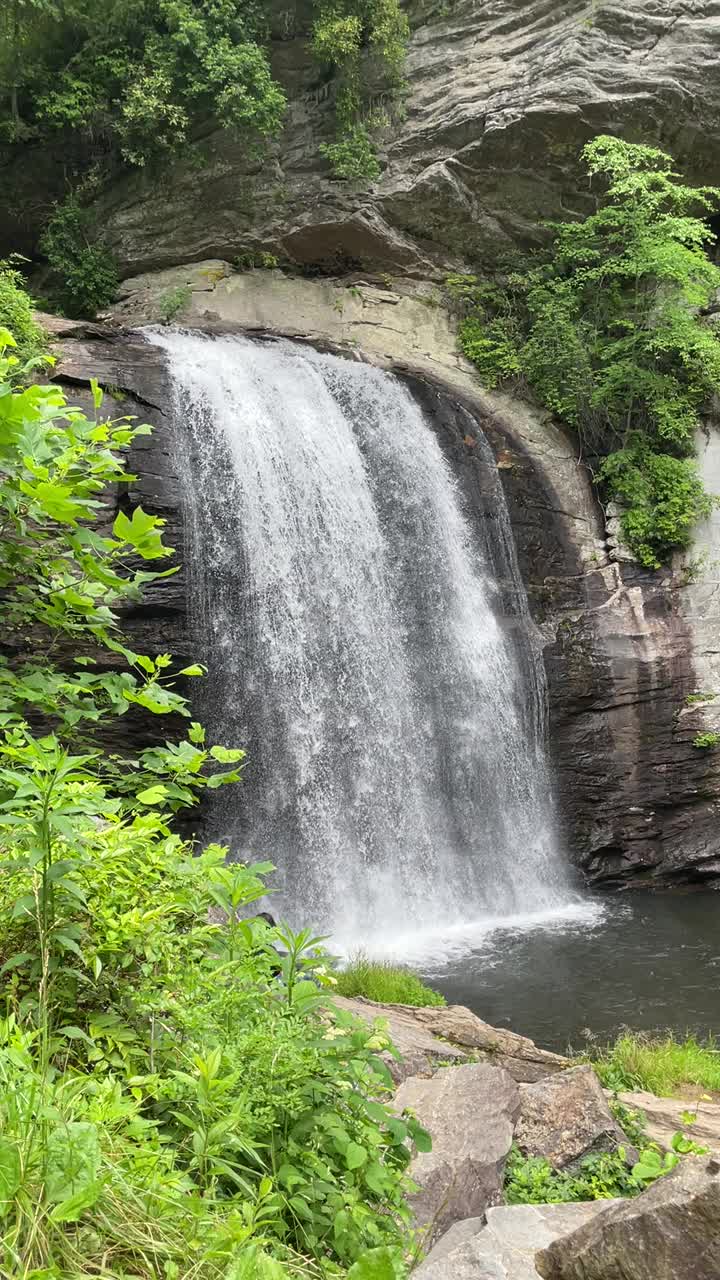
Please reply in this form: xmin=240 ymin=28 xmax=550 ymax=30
xmin=394 ymin=1063 xmax=521 ymax=1246
xmin=536 ymin=1157 xmax=720 ymax=1280
xmin=333 ymin=996 xmax=569 ymax=1084
xmin=516 ymin=1066 xmax=638 ymax=1170
xmin=414 ymin=1202 xmax=623 ymax=1280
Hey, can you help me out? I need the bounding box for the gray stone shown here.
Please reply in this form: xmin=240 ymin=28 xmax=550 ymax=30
xmin=414 ymin=1202 xmax=623 ymax=1280
xmin=394 ymin=1063 xmax=521 ymax=1246
xmin=516 ymin=1066 xmax=638 ymax=1171
xmin=535 ymin=1157 xmax=720 ymax=1280
xmin=333 ymin=996 xmax=569 ymax=1084
xmin=616 ymin=1090 xmax=720 ymax=1159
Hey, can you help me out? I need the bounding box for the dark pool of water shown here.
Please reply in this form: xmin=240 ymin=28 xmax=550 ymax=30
xmin=421 ymin=891 xmax=720 ymax=1055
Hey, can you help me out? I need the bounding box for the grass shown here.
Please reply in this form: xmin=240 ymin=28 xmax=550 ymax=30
xmin=335 ymin=953 xmax=446 ymax=1007
xmin=591 ymin=1032 xmax=720 ymax=1097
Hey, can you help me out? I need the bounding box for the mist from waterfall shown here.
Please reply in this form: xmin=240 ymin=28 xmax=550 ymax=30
xmin=148 ymin=330 xmax=581 ymax=950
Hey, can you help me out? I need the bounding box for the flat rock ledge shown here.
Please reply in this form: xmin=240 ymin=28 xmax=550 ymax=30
xmin=332 ymin=996 xmax=569 ymax=1084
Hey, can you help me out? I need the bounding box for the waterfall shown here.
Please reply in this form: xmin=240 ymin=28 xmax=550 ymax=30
xmin=148 ymin=330 xmax=576 ymax=947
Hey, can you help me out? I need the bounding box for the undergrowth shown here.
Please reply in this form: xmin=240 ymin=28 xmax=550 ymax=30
xmin=0 ymin=324 xmax=426 ymax=1280
xmin=591 ymin=1032 xmax=720 ymax=1096
xmin=335 ymin=956 xmax=445 ymax=1007
xmin=449 ymin=136 xmax=720 ymax=567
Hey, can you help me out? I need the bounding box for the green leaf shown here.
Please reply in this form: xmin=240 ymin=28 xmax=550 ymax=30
xmin=50 ymin=1179 xmax=102 ymax=1223
xmin=113 ymin=505 xmax=168 ymax=559
xmin=0 ymin=1139 xmax=21 ymax=1215
xmin=45 ymin=1122 xmax=100 ymax=1204
xmin=345 ymin=1141 xmax=368 ymax=1170
xmin=178 ymin=664 xmax=206 ymax=676
xmin=209 ymin=745 xmax=245 ymax=763
xmin=136 ymin=785 xmax=168 ymax=805
xmin=347 ymin=1247 xmax=400 ymax=1280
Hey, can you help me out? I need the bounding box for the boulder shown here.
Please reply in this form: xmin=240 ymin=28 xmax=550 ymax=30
xmin=333 ymin=996 xmax=569 ymax=1084
xmin=616 ymin=1090 xmax=720 ymax=1158
xmin=535 ymin=1157 xmax=720 ymax=1280
xmin=515 ymin=1066 xmax=638 ymax=1171
xmin=394 ymin=1062 xmax=520 ymax=1246
xmin=414 ymin=1202 xmax=623 ymax=1280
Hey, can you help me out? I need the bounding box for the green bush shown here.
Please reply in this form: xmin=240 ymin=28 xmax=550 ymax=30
xmin=504 ymin=1144 xmax=640 ymax=1205
xmin=159 ymin=284 xmax=192 ymax=323
xmin=336 ymin=954 xmax=445 ymax=1006
xmin=0 ymin=258 xmax=46 ymax=371
xmin=320 ymin=123 xmax=382 ymax=180
xmin=452 ymin=136 xmax=720 ymax=567
xmin=40 ymin=197 xmax=118 ymax=318
xmin=0 ymin=331 xmax=426 ymax=1278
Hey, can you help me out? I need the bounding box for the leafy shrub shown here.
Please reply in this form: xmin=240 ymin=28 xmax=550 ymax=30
xmin=159 ymin=284 xmax=192 ymax=323
xmin=693 ymin=731 xmax=720 ymax=749
xmin=0 ymin=257 xmax=47 ymax=371
xmin=591 ymin=1031 xmax=720 ymax=1095
xmin=320 ymin=123 xmax=382 ymax=180
xmin=452 ymin=136 xmax=720 ymax=567
xmin=504 ymin=1144 xmax=639 ymax=1205
xmin=40 ymin=197 xmax=118 ymax=317
xmin=336 ymin=954 xmax=446 ymax=1006
xmin=312 ymin=0 xmax=407 ymax=179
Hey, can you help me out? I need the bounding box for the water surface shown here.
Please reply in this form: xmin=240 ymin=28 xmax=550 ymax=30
xmin=419 ymin=892 xmax=720 ymax=1053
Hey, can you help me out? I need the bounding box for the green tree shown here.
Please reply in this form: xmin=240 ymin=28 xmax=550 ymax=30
xmin=453 ymin=137 xmax=720 ymax=567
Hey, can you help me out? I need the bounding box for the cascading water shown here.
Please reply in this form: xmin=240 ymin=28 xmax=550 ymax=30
xmin=148 ymin=330 xmax=580 ymax=949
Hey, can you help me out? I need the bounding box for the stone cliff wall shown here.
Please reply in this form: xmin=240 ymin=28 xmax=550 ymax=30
xmin=49 ymin=268 xmax=720 ymax=885
xmin=4 ymin=2 xmax=720 ymax=275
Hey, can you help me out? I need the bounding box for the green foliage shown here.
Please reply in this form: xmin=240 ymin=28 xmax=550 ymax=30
xmin=686 ymin=691 xmax=717 ymax=705
xmin=505 ymin=1125 xmax=708 ymax=1206
xmin=234 ymin=251 xmax=280 ymax=271
xmin=0 ymin=330 xmax=425 ymax=1278
xmin=591 ymin=1031 xmax=720 ymax=1096
xmin=504 ymin=1144 xmax=639 ymax=1205
xmin=453 ymin=137 xmax=720 ymax=567
xmin=40 ymin=197 xmax=118 ymax=317
xmin=159 ymin=284 xmax=192 ymax=324
xmin=336 ymin=954 xmax=445 ymax=1007
xmin=693 ymin=731 xmax=720 ymax=749
xmin=320 ymin=123 xmax=382 ymax=180
xmin=0 ymin=257 xmax=47 ymax=372
xmin=1 ymin=0 xmax=286 ymax=165
xmin=312 ymin=0 xmax=408 ymax=180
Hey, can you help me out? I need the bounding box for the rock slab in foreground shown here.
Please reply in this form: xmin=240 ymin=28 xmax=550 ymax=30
xmin=536 ymin=1157 xmax=720 ymax=1280
xmin=516 ymin=1065 xmax=638 ymax=1171
xmin=414 ymin=1202 xmax=622 ymax=1280
xmin=333 ymin=996 xmax=569 ymax=1083
xmin=394 ymin=1063 xmax=520 ymax=1246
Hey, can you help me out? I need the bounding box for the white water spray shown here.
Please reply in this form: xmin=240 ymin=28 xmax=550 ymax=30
xmin=148 ymin=331 xmax=580 ymax=949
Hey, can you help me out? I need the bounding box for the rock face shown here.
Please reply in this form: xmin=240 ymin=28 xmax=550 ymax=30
xmin=46 ymin=290 xmax=720 ymax=885
xmin=535 ymin=1157 xmax=720 ymax=1280
xmin=5 ymin=2 xmax=720 ymax=277
xmin=394 ymin=1064 xmax=521 ymax=1246
xmin=516 ymin=1067 xmax=637 ymax=1170
xmin=414 ymin=1202 xmax=624 ymax=1280
xmin=333 ymin=996 xmax=569 ymax=1084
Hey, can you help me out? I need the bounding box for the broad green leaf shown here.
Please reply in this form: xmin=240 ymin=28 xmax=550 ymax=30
xmin=347 ymin=1247 xmax=400 ymax=1280
xmin=0 ymin=1139 xmax=21 ymax=1215
xmin=178 ymin=664 xmax=206 ymax=676
xmin=45 ymin=1122 xmax=100 ymax=1204
xmin=136 ymin=785 xmax=168 ymax=805
xmin=209 ymin=745 xmax=245 ymax=763
xmin=50 ymin=1179 xmax=102 ymax=1223
xmin=345 ymin=1141 xmax=368 ymax=1170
